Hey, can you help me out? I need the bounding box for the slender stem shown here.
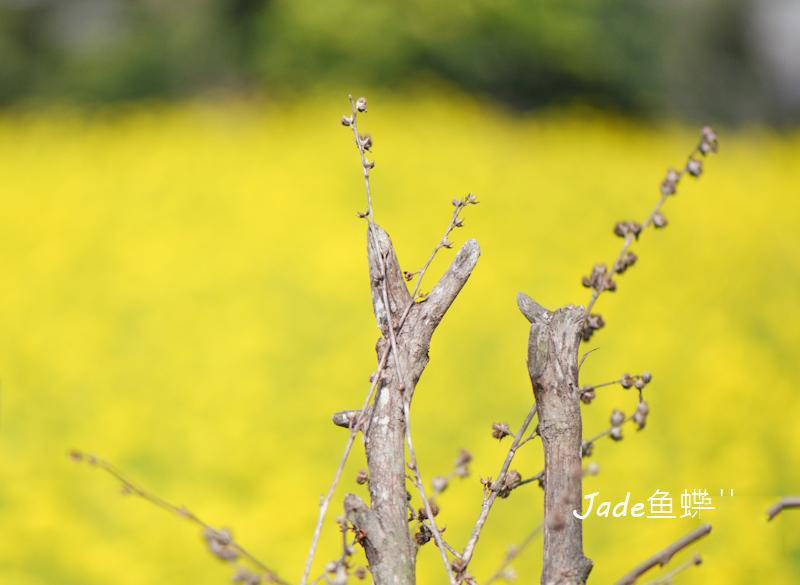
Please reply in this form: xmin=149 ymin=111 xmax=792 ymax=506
xmin=485 ymin=523 xmax=544 ymax=584
xmin=584 ymin=138 xmax=708 ymax=318
xmin=639 ymin=554 xmax=702 ymax=585
xmin=460 ymin=402 xmax=538 ymax=567
xmin=348 ymin=95 xmax=457 ymax=585
xmin=301 ymin=347 xmax=388 ymax=584
xmin=304 ymin=96 xmax=467 ymax=585
xmin=614 ymin=523 xmax=711 ymax=585
xmin=767 ymin=497 xmax=800 ymax=521
xmin=70 ymin=452 xmax=288 ymax=585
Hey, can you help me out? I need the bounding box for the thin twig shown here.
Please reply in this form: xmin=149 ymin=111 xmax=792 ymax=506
xmin=583 ymin=128 xmax=718 ymax=319
xmin=767 ymin=497 xmax=800 ymax=521
xmin=639 ymin=554 xmax=702 ymax=585
xmin=460 ymin=402 xmax=538 ymax=568
xmin=402 ymin=397 xmax=457 ymax=585
xmin=485 ymin=523 xmax=544 ymax=584
xmin=347 ymin=95 xmax=457 ymax=585
xmin=301 ymin=346 xmax=389 ymax=585
xmin=303 ymin=96 xmax=472 ymax=584
xmin=614 ymin=523 xmax=711 ymax=585
xmin=68 ymin=451 xmax=289 ymax=585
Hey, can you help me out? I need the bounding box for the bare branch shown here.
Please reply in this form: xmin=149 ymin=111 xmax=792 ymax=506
xmin=420 ymin=238 xmax=481 ymax=334
xmin=614 ymin=523 xmax=711 ymax=585
xmin=460 ymin=401 xmax=538 ymax=568
xmin=581 ymin=127 xmax=719 ymax=340
xmin=767 ymin=497 xmax=800 ymax=521
xmin=68 ymin=451 xmax=288 ymax=585
xmin=519 ymin=295 xmax=593 ymax=585
xmin=640 ymin=554 xmax=702 ymax=585
xmin=302 ymin=344 xmax=389 ymax=585
xmin=485 ymin=523 xmax=544 ymax=584
xmin=335 ymin=95 xmax=479 ymax=585
xmin=332 ymin=410 xmax=362 ymax=429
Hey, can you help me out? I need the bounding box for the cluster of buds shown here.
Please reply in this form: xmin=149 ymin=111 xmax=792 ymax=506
xmin=495 ymin=470 xmax=522 ymax=498
xmin=660 ymin=168 xmax=681 ymax=196
xmin=479 ymin=471 xmax=523 ymax=499
xmin=414 ymin=522 xmax=432 ymax=545
xmin=581 ymin=313 xmax=605 ymax=341
xmin=453 ymin=192 xmax=479 ymax=208
xmin=440 ymin=193 xmax=479 ymax=249
xmin=453 ymin=448 xmax=472 ymax=478
xmin=416 ymin=500 xmax=440 ymax=521
xmin=632 ymin=400 xmax=650 ymax=430
xmin=451 ymin=558 xmax=470 ymax=581
xmin=491 ymin=422 xmax=512 ymax=440
xmin=609 ymin=409 xmax=626 ymax=441
xmin=340 ymin=96 xmax=368 ymax=127
xmin=232 ymin=568 xmax=262 ymax=585
xmin=613 ymin=251 xmax=638 ymax=274
xmin=355 ymin=469 xmax=368 ymax=485
xmin=686 ymin=157 xmax=702 ymax=177
xmin=358 ymin=133 xmax=373 ymax=152
xmin=613 ymin=220 xmax=643 ymax=239
xmin=582 ymin=263 xmax=616 ymax=293
xmin=203 ymin=527 xmax=238 ymax=561
xmin=431 ymin=449 xmax=471 ymax=495
xmin=698 ymin=126 xmax=719 ymax=154
xmin=431 ymin=476 xmax=449 ymax=494
xmin=324 ymin=562 xmax=348 ymax=585
xmin=621 ymin=371 xmax=652 ymax=391
xmin=651 ymin=210 xmax=668 ymax=228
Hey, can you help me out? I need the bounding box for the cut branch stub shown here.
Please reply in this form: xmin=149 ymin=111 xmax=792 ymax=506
xmin=356 ymin=224 xmax=479 ymax=585
xmin=519 ymin=292 xmax=593 ymax=585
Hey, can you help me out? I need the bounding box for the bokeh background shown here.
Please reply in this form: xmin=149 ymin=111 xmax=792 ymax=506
xmin=1 ymin=2 xmax=799 ymax=585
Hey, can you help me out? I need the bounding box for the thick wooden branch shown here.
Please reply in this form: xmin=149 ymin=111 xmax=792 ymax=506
xmin=418 ymin=238 xmax=480 ymax=338
xmin=368 ymin=224 xmax=413 ymax=339
xmin=614 ymin=523 xmax=711 ymax=585
xmin=332 ymin=410 xmax=362 ymax=429
xmin=519 ymin=292 xmax=592 ymax=585
xmin=359 ymin=224 xmax=479 ymax=585
xmin=767 ymin=497 xmax=800 ymax=520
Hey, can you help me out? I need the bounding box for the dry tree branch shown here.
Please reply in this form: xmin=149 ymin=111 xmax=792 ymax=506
xmin=578 ymin=371 xmax=651 ymax=404
xmin=485 ymin=523 xmax=544 ymax=584
xmin=766 ymin=497 xmax=800 ymax=520
xmin=68 ymin=450 xmax=289 ymax=585
xmin=639 ymin=554 xmax=702 ymax=585
xmin=305 ymin=96 xmax=479 ymax=585
xmin=459 ymin=402 xmax=538 ymax=569
xmin=517 ymin=295 xmax=593 ymax=585
xmin=349 ymin=95 xmax=455 ymax=585
xmin=302 ymin=343 xmax=389 ymax=585
xmin=335 ymin=96 xmax=480 ymax=585
xmin=511 ymin=127 xmax=718 ymax=585
xmin=485 ymin=464 xmax=598 ymax=584
xmin=580 ymin=127 xmax=719 ymax=341
xmin=614 ymin=523 xmax=711 ymax=585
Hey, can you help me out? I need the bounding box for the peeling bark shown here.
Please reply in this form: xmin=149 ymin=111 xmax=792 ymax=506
xmin=347 ymin=224 xmax=479 ymax=585
xmin=519 ymin=293 xmax=593 ymax=585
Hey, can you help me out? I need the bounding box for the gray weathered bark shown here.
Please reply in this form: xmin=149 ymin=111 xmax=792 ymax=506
xmin=518 ymin=293 xmax=593 ymax=585
xmin=344 ymin=224 xmax=479 ymax=585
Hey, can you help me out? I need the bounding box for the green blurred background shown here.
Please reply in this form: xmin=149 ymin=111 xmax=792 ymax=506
xmin=1 ymin=2 xmax=799 ymax=585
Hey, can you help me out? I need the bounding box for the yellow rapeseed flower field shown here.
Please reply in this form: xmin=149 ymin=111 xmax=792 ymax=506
xmin=0 ymin=91 xmax=798 ymax=584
